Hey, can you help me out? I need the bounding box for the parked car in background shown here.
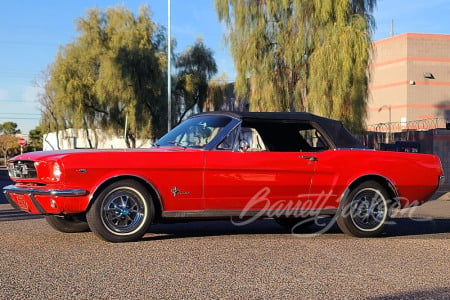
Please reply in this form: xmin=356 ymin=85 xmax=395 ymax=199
xmin=3 ymin=112 xmax=444 ymax=242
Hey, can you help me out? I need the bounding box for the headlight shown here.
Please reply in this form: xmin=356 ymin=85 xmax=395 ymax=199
xmin=7 ymin=162 xmax=14 ymax=178
xmin=35 ymin=161 xmax=63 ymax=183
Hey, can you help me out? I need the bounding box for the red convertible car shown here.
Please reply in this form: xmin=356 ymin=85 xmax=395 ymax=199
xmin=3 ymin=112 xmax=444 ymax=242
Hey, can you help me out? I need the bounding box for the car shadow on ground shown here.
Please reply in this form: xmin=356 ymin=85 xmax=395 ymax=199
xmin=383 ymin=218 xmax=450 ymax=237
xmin=367 ymin=287 xmax=450 ymax=300
xmin=142 ymin=216 xmax=450 ymax=241
xmin=1 ymin=203 xmax=450 ymax=239
xmin=0 ymin=207 xmax=44 ymax=222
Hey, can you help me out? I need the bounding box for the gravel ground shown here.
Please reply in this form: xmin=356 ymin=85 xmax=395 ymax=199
xmin=1 ymin=203 xmax=450 ymax=299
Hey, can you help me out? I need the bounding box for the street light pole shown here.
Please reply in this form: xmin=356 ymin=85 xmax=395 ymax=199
xmin=167 ymin=0 xmax=172 ymax=132
xmin=378 ymin=105 xmax=392 ymax=143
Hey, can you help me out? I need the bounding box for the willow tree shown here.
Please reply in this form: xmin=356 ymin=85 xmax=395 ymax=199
xmin=205 ymin=73 xmax=232 ymax=111
xmin=215 ymin=0 xmax=376 ymax=132
xmin=174 ymin=38 xmax=217 ymax=122
xmin=44 ymin=5 xmax=167 ymax=148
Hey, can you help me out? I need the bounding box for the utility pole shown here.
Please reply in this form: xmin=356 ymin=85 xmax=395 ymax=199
xmin=390 ymin=19 xmax=394 ymax=37
xmin=167 ymin=0 xmax=172 ymax=132
xmin=378 ymin=105 xmax=392 ymax=143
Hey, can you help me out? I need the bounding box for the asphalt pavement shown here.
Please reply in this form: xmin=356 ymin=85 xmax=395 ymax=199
xmin=1 ymin=168 xmax=450 ymax=299
xmin=398 ymin=188 xmax=450 ymax=219
xmin=1 ymin=200 xmax=450 ymax=299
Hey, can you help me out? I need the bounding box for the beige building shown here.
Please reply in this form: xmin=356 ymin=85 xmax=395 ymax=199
xmin=367 ymin=33 xmax=450 ymax=131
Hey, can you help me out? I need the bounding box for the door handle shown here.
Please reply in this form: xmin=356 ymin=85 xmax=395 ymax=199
xmin=300 ymin=155 xmax=318 ymax=162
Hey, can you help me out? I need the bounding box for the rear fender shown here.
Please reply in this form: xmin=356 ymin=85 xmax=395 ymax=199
xmin=342 ymin=175 xmax=399 ymax=207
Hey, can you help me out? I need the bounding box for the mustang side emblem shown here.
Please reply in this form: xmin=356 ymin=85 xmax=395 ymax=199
xmin=171 ymin=186 xmax=191 ymax=197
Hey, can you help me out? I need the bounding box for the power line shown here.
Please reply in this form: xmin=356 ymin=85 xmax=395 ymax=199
xmin=0 ymin=40 xmax=60 ymax=48
xmin=0 ymin=113 xmax=41 ymax=118
xmin=2 ymin=112 xmax=42 ymax=119
xmin=0 ymin=117 xmax=40 ymax=120
xmin=0 ymin=117 xmax=41 ymax=122
xmin=0 ymin=113 xmax=40 ymax=117
xmin=0 ymin=70 xmax=42 ymax=76
xmin=0 ymin=100 xmax=39 ymax=103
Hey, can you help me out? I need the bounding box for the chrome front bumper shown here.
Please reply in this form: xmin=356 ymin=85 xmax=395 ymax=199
xmin=3 ymin=185 xmax=87 ymax=214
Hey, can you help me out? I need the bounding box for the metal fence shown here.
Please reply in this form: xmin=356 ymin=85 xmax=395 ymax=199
xmin=360 ymin=118 xmax=448 ymax=151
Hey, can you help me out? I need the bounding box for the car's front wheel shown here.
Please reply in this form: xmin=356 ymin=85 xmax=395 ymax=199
xmin=86 ymin=179 xmax=154 ymax=243
xmin=337 ymin=180 xmax=391 ymax=237
xmin=45 ymin=214 xmax=90 ymax=233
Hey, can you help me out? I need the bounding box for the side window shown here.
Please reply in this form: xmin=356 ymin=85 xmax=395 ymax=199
xmin=217 ymin=126 xmax=239 ymax=150
xmin=298 ymin=128 xmax=328 ymax=151
xmin=234 ymin=121 xmax=329 ymax=152
xmin=239 ymin=127 xmax=267 ymax=152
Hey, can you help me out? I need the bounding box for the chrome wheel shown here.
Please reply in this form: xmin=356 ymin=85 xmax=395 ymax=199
xmin=350 ymin=188 xmax=387 ymax=232
xmin=87 ymin=180 xmax=154 ymax=243
xmin=337 ymin=180 xmax=391 ymax=238
xmin=102 ymin=187 xmax=147 ymax=234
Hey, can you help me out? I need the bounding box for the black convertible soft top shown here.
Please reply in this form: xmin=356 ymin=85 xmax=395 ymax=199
xmin=199 ymin=111 xmax=363 ymax=149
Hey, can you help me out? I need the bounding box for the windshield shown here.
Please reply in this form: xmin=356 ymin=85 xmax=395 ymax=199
xmin=157 ymin=115 xmax=233 ymax=149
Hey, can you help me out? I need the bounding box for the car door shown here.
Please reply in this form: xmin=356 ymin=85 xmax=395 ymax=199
xmin=141 ymin=150 xmax=205 ymax=212
xmin=203 ymin=151 xmax=316 ymax=212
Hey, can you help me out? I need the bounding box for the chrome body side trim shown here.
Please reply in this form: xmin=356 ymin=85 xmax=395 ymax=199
xmin=161 ymin=209 xmax=337 ymax=219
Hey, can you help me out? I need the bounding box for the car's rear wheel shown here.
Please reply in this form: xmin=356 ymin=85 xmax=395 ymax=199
xmin=86 ymin=179 xmax=154 ymax=243
xmin=45 ymin=214 xmax=90 ymax=233
xmin=337 ymin=181 xmax=391 ymax=237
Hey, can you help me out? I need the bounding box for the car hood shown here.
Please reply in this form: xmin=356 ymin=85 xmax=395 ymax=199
xmin=8 ymin=146 xmax=200 ymax=162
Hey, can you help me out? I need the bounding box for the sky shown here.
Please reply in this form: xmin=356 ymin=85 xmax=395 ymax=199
xmin=0 ymin=0 xmax=449 ymax=134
